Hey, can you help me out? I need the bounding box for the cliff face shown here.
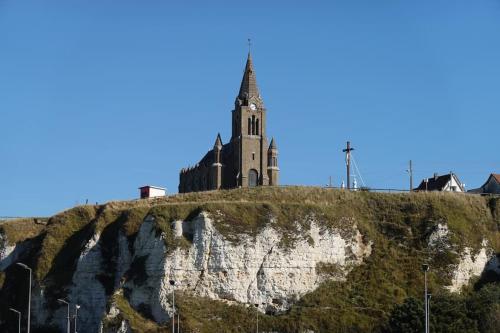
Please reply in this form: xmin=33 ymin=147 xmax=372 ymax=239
xmin=126 ymin=213 xmax=370 ymax=321
xmin=0 ymin=188 xmax=499 ymax=333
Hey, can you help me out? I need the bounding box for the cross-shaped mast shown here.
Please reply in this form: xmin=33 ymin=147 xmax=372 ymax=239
xmin=343 ymin=141 xmax=355 ymax=189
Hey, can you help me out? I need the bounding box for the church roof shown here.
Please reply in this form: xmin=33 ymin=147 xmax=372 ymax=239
xmin=238 ymin=53 xmax=260 ymax=100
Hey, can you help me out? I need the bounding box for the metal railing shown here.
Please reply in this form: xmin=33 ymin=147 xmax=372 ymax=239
xmin=276 ymin=184 xmax=500 ymax=196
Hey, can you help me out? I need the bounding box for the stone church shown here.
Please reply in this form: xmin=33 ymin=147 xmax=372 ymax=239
xmin=179 ymin=53 xmax=279 ymax=193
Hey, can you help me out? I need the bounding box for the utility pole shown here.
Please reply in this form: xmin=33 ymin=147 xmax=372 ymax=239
xmin=170 ymin=280 xmax=176 ymax=333
xmin=75 ymin=304 xmax=80 ymax=333
xmin=16 ymin=263 xmax=31 ymax=333
xmin=342 ymin=141 xmax=354 ymax=190
xmin=422 ymin=264 xmax=429 ymax=333
xmin=57 ymin=299 xmax=70 ymax=333
xmin=9 ymin=308 xmax=21 ymax=333
xmin=255 ymin=304 xmax=259 ymax=333
xmin=407 ymin=160 xmax=413 ymax=192
xmin=427 ymin=293 xmax=432 ymax=333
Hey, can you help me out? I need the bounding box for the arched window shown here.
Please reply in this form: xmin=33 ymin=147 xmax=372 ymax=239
xmin=248 ymin=118 xmax=251 ymax=135
xmin=251 ymin=115 xmax=255 ymax=135
xmin=256 ymin=118 xmax=259 ymax=135
xmin=248 ymin=169 xmax=258 ymax=187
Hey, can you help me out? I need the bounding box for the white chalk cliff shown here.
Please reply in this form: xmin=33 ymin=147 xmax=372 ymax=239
xmin=1 ymin=212 xmax=498 ymax=333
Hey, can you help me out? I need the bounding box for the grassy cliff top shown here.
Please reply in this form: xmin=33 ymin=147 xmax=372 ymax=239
xmin=1 ymin=187 xmax=498 ymax=282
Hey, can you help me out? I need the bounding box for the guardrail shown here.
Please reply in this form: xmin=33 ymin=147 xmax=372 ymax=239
xmin=277 ymin=184 xmax=410 ymax=193
xmin=0 ymin=217 xmax=48 ymax=224
xmin=0 ymin=217 xmax=23 ymax=222
xmin=277 ymin=185 xmax=500 ymax=196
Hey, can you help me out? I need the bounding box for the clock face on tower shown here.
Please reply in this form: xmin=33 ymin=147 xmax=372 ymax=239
xmin=250 ymin=103 xmax=257 ymax=111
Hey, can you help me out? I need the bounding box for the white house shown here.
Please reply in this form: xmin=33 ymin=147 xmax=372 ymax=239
xmin=469 ymin=174 xmax=500 ymax=194
xmin=139 ymin=185 xmax=166 ymax=199
xmin=415 ymin=172 xmax=465 ymax=192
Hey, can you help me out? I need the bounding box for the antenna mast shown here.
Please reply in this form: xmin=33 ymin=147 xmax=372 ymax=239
xmin=408 ymin=160 xmax=413 ymax=192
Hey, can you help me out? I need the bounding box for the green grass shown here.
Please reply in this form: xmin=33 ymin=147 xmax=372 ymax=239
xmin=0 ymin=217 xmax=46 ymax=244
xmin=175 ymin=291 xmax=265 ymax=333
xmin=103 ymin=290 xmax=169 ymax=333
xmin=35 ymin=205 xmax=99 ymax=281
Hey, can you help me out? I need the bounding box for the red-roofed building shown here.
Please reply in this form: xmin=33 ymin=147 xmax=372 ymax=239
xmin=468 ymin=174 xmax=500 ymax=194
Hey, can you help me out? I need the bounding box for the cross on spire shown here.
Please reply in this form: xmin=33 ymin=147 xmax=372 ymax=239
xmin=247 ymin=38 xmax=252 ymax=54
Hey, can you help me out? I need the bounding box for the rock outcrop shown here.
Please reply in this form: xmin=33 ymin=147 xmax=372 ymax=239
xmin=125 ymin=213 xmax=371 ymax=324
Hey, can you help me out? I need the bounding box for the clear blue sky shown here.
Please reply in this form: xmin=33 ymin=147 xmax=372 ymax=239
xmin=1 ymin=1 xmax=499 ymax=217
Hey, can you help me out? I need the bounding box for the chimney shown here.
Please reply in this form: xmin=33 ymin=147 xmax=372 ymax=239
xmin=433 ymin=173 xmax=438 ymax=180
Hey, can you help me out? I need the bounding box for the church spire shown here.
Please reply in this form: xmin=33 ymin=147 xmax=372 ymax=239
xmin=238 ymin=52 xmax=260 ymax=101
xmin=213 ymin=133 xmax=223 ymax=149
xmin=269 ymin=137 xmax=277 ymax=149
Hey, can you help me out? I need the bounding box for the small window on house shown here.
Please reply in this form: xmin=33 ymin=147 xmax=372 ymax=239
xmin=248 ymin=118 xmax=251 ymax=135
xmin=252 ymin=152 xmax=255 ymax=160
xmin=256 ymin=119 xmax=259 ymax=135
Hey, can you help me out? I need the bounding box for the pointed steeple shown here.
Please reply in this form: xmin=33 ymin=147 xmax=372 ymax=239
xmin=213 ymin=133 xmax=223 ymax=149
xmin=269 ymin=137 xmax=277 ymax=149
xmin=238 ymin=53 xmax=260 ymax=101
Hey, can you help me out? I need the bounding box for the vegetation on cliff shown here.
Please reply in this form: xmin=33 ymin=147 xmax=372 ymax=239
xmin=0 ymin=187 xmax=499 ymax=332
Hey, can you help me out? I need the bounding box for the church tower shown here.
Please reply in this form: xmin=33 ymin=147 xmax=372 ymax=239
xmin=267 ymin=137 xmax=279 ymax=186
xmin=231 ymin=53 xmax=271 ymax=187
xmin=179 ymin=51 xmax=279 ymax=193
xmin=210 ymin=133 xmax=223 ymax=190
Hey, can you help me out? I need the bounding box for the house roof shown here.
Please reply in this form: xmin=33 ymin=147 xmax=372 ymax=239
xmin=468 ymin=173 xmax=500 ymax=193
xmin=415 ymin=173 xmax=464 ymax=191
xmin=492 ymin=174 xmax=500 ymax=184
xmin=139 ymin=185 xmax=166 ymax=190
xmin=477 ymin=173 xmax=500 ymax=191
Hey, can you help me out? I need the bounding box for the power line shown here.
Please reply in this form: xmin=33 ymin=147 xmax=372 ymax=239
xmin=350 ymin=154 xmax=366 ymax=187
